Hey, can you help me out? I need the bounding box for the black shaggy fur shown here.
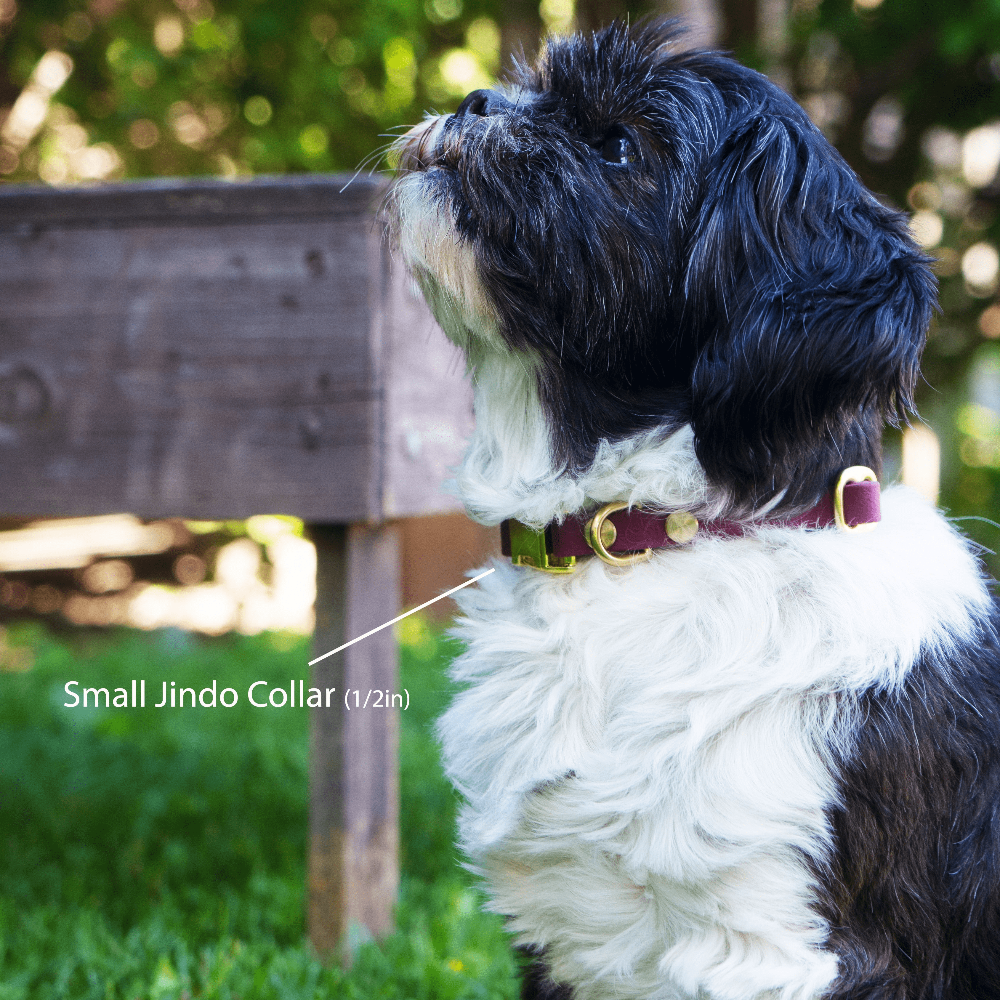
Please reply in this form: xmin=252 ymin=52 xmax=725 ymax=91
xmin=400 ymin=21 xmax=936 ymax=517
xmin=518 ymin=947 xmax=574 ymax=1000
xmin=816 ymin=608 xmax=1000 ymax=999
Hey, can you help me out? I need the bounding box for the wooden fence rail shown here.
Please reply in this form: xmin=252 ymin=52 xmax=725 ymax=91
xmin=0 ymin=174 xmax=473 ymax=955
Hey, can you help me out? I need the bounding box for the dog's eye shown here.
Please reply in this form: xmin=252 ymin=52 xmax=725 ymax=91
xmin=600 ymin=131 xmax=636 ymax=165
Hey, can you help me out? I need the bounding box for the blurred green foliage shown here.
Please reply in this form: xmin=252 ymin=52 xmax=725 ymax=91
xmin=0 ymin=0 xmax=516 ymax=181
xmin=0 ymin=619 xmax=518 ymax=998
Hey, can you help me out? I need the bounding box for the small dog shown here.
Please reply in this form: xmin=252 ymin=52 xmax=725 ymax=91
xmin=391 ymin=21 xmax=1000 ymax=1000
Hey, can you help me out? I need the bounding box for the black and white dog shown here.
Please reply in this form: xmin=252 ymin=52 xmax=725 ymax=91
xmin=391 ymin=21 xmax=1000 ymax=1000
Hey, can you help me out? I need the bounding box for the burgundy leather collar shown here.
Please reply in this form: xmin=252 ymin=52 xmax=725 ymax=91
xmin=501 ymin=470 xmax=881 ymax=573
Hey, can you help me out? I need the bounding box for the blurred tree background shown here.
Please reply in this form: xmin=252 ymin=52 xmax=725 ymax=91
xmin=3 ymin=0 xmax=1000 ymax=562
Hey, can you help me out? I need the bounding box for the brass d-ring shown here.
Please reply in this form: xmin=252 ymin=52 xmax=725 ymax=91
xmin=584 ymin=502 xmax=654 ymax=567
xmin=833 ymin=466 xmax=879 ymax=534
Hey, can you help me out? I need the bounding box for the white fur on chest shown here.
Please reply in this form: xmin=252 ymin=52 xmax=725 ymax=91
xmin=438 ymin=489 xmax=988 ymax=1000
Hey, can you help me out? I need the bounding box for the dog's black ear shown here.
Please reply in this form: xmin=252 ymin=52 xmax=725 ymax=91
xmin=684 ymin=99 xmax=936 ymax=515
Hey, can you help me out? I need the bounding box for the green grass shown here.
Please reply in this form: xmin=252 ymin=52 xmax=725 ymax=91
xmin=0 ymin=619 xmax=519 ymax=999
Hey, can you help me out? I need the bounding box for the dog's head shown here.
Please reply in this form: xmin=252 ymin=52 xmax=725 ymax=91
xmin=391 ymin=21 xmax=936 ymax=525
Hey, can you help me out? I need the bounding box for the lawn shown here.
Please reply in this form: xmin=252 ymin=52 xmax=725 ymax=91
xmin=0 ymin=617 xmax=519 ymax=999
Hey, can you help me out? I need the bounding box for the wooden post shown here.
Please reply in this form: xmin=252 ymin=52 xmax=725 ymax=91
xmin=308 ymin=521 xmax=401 ymax=957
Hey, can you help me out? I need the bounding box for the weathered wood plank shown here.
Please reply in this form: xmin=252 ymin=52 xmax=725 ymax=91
xmin=308 ymin=521 xmax=400 ymax=958
xmin=0 ymin=175 xmax=471 ymax=521
xmin=0 ymin=174 xmax=381 ymax=228
xmin=381 ymin=247 xmax=474 ymax=519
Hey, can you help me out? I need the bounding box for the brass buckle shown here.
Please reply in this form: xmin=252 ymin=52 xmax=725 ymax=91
xmin=833 ymin=466 xmax=878 ymax=534
xmin=584 ymin=502 xmax=654 ymax=567
xmin=507 ymin=520 xmax=577 ymax=574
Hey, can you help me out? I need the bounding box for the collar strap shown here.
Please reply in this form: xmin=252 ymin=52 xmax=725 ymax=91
xmin=500 ymin=466 xmax=880 ymax=573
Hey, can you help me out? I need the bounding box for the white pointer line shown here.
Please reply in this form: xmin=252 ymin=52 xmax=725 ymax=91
xmin=308 ymin=567 xmax=496 ymax=666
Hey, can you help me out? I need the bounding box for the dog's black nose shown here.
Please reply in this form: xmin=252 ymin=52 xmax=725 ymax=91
xmin=455 ymin=88 xmax=514 ymax=118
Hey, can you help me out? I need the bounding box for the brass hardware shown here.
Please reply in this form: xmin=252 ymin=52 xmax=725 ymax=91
xmin=584 ymin=502 xmax=654 ymax=567
xmin=598 ymin=518 xmax=616 ymax=548
xmin=665 ymin=510 xmax=699 ymax=544
xmin=833 ymin=466 xmax=878 ymax=534
xmin=507 ymin=520 xmax=577 ymax=574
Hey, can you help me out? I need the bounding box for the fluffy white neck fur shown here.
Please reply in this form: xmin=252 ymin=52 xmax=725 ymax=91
xmin=456 ymin=350 xmax=717 ymax=528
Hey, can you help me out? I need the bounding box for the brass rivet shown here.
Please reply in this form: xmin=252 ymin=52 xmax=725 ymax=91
xmin=665 ymin=511 xmax=699 ymax=544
